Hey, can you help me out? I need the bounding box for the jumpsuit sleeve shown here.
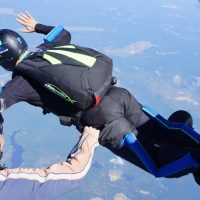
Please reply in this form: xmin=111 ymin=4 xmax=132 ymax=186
xmin=0 ymin=75 xmax=42 ymax=108
xmin=0 ymin=75 xmax=43 ymax=134
xmin=99 ymin=116 xmax=138 ymax=149
xmin=97 ymin=87 xmax=142 ymax=149
xmin=35 ymin=23 xmax=71 ymax=44
xmin=35 ymin=23 xmax=55 ymax=35
xmin=0 ymin=127 xmax=99 ymax=200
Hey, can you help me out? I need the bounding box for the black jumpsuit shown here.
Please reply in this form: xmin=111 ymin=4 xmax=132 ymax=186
xmin=0 ymin=24 xmax=200 ymax=181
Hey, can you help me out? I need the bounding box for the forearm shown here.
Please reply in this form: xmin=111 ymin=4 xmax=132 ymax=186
xmin=16 ymin=12 xmax=71 ymax=43
xmin=35 ymin=23 xmax=71 ymax=44
xmin=35 ymin=23 xmax=54 ymax=35
xmin=48 ymin=128 xmax=99 ymax=176
xmin=0 ymin=127 xmax=99 ymax=198
xmin=0 ymin=130 xmax=99 ymax=178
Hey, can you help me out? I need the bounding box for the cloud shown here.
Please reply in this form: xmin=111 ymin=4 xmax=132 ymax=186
xmin=161 ymin=24 xmax=180 ymax=37
xmin=139 ymin=190 xmax=152 ymax=196
xmin=0 ymin=7 xmax=16 ymax=15
xmin=89 ymin=198 xmax=103 ymax=200
xmin=156 ymin=51 xmax=179 ymax=56
xmin=114 ymin=193 xmax=130 ymax=200
xmin=155 ymin=70 xmax=161 ymax=77
xmin=162 ymin=4 xmax=182 ymax=10
xmin=166 ymin=29 xmax=180 ymax=36
xmin=104 ymin=41 xmax=155 ymax=57
xmin=108 ymin=170 xmax=123 ymax=182
xmin=66 ymin=26 xmax=104 ymax=32
xmin=174 ymin=92 xmax=199 ymax=106
xmin=193 ymin=76 xmax=200 ymax=87
xmin=173 ymin=75 xmax=182 ymax=85
xmin=134 ymin=66 xmax=141 ymax=71
xmin=110 ymin=156 xmax=124 ymax=166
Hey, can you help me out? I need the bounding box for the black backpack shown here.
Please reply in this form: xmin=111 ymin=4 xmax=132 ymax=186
xmin=16 ymin=43 xmax=114 ymax=112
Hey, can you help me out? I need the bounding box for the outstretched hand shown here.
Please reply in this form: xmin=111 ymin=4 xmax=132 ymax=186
xmin=16 ymin=12 xmax=37 ymax=33
xmin=83 ymin=126 xmax=100 ymax=139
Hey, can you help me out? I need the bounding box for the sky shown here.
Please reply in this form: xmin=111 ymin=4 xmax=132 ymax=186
xmin=0 ymin=0 xmax=200 ymax=199
xmin=0 ymin=0 xmax=200 ymax=150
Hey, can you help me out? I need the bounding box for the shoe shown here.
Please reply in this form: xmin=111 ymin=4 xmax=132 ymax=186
xmin=193 ymin=169 xmax=200 ymax=185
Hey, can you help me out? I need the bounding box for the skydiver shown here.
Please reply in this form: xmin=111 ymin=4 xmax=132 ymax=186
xmin=0 ymin=11 xmax=111 ymax=151
xmin=0 ymin=11 xmax=73 ymax=156
xmin=0 ymin=12 xmax=200 ymax=188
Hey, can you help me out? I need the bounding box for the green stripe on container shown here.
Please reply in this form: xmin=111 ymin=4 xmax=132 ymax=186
xmin=47 ymin=49 xmax=96 ymax=67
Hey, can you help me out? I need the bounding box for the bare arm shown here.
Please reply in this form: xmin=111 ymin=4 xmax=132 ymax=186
xmin=16 ymin=12 xmax=55 ymax=34
xmin=16 ymin=11 xmax=71 ymax=43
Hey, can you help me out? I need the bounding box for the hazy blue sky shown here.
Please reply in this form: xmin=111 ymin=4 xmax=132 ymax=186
xmin=1 ymin=1 xmax=200 ymax=199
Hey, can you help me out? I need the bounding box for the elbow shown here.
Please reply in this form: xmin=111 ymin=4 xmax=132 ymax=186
xmin=64 ymin=29 xmax=71 ymax=44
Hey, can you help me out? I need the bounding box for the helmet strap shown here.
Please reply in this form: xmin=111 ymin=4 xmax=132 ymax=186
xmin=16 ymin=50 xmax=29 ymax=65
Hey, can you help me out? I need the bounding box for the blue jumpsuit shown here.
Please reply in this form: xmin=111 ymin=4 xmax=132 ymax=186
xmin=82 ymin=86 xmax=200 ymax=180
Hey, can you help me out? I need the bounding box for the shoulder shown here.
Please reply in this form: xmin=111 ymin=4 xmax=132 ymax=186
xmin=3 ymin=74 xmax=33 ymax=95
xmin=11 ymin=74 xmax=29 ymax=85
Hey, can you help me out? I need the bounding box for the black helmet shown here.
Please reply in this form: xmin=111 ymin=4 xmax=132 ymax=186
xmin=0 ymin=29 xmax=28 ymax=71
